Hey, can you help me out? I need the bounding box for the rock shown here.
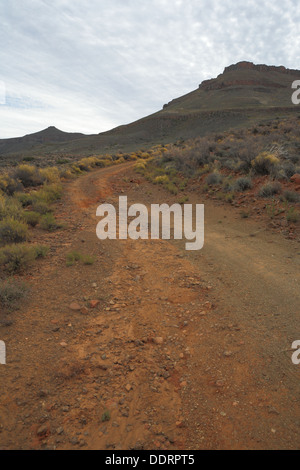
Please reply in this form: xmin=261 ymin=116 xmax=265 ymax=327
xmin=223 ymin=351 xmax=233 ymax=357
xmin=125 ymin=384 xmax=132 ymax=392
xmin=291 ymin=174 xmax=300 ymax=185
xmin=90 ymin=300 xmax=100 ymax=309
xmin=37 ymin=425 xmax=49 ymax=437
xmin=153 ymin=337 xmax=164 ymax=345
xmin=69 ymin=302 xmax=81 ymax=311
xmin=56 ymin=427 xmax=64 ymax=435
xmin=216 ymin=380 xmax=225 ymax=388
xmin=70 ymin=437 xmax=79 ymax=445
xmin=81 ymin=307 xmax=89 ymax=315
xmin=60 ymin=342 xmax=68 ymax=348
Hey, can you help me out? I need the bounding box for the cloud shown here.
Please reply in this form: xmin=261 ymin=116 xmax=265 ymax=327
xmin=0 ymin=0 xmax=299 ymax=138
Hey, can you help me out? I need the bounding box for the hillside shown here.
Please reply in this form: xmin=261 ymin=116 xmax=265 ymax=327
xmin=0 ymin=61 xmax=299 ymax=161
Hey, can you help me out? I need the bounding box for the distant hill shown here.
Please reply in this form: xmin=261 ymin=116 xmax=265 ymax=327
xmin=1 ymin=61 xmax=299 ymax=161
xmin=0 ymin=126 xmax=85 ymax=156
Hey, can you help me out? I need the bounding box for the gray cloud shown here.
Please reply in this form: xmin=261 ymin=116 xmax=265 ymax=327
xmin=0 ymin=0 xmax=299 ymax=138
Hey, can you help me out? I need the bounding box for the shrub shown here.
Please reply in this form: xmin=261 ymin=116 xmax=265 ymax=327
xmin=0 ymin=175 xmax=23 ymax=195
xmin=22 ymin=211 xmax=40 ymax=227
xmin=0 ymin=279 xmax=29 ymax=312
xmin=13 ymin=164 xmax=43 ymax=187
xmin=33 ymin=245 xmax=49 ymax=258
xmin=134 ymin=161 xmax=146 ymax=172
xmin=251 ymin=152 xmax=280 ymax=175
xmin=0 ymin=195 xmax=23 ymax=221
xmin=40 ymin=213 xmax=63 ymax=231
xmin=15 ymin=192 xmax=34 ymax=207
xmin=225 ymin=193 xmax=235 ymax=203
xmin=154 ymin=175 xmax=169 ymax=184
xmin=166 ymin=183 xmax=178 ymax=195
xmin=286 ymin=207 xmax=299 ymax=223
xmin=0 ymin=244 xmax=36 ymax=273
xmin=66 ymin=251 xmax=95 ymax=267
xmin=32 ymin=200 xmax=51 ymax=215
xmin=0 ymin=218 xmax=28 ymax=245
xmin=34 ymin=183 xmax=63 ymax=203
xmin=234 ymin=177 xmax=252 ymax=191
xmin=258 ymin=182 xmax=282 ymax=198
xmin=205 ymin=172 xmax=223 ymax=185
xmin=101 ymin=410 xmax=111 ymax=423
xmin=66 ymin=251 xmax=82 ymax=267
xmin=282 ymin=190 xmax=300 ymax=203
xmin=281 ymin=162 xmax=296 ymax=179
xmin=39 ymin=167 xmax=60 ymax=183
xmin=0 ymin=244 xmax=48 ymax=273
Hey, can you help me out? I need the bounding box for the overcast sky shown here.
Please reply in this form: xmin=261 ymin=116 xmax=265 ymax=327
xmin=0 ymin=0 xmax=299 ymax=138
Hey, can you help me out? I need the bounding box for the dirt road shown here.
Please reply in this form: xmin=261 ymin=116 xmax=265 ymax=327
xmin=0 ymin=163 xmax=299 ymax=450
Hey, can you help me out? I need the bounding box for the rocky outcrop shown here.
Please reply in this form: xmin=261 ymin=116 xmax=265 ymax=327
xmin=223 ymin=61 xmax=300 ymax=76
xmin=200 ymin=78 xmax=286 ymax=91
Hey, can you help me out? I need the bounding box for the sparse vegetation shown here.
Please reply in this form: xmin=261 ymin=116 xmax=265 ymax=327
xmin=0 ymin=218 xmax=28 ymax=245
xmin=0 ymin=279 xmax=29 ymax=312
xmin=40 ymin=213 xmax=64 ymax=231
xmin=66 ymin=251 xmax=95 ymax=267
xmin=0 ymin=243 xmax=48 ymax=273
xmin=258 ymin=182 xmax=282 ymax=198
xmin=286 ymin=207 xmax=300 ymax=224
xmin=234 ymin=177 xmax=252 ymax=192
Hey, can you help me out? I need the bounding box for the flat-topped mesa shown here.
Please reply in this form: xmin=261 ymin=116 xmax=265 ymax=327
xmin=199 ymin=61 xmax=300 ymax=91
xmin=223 ymin=61 xmax=300 ymax=76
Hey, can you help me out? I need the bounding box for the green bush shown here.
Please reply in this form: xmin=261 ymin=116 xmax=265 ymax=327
xmin=0 ymin=244 xmax=35 ymax=273
xmin=0 ymin=279 xmax=29 ymax=312
xmin=0 ymin=195 xmax=24 ymax=221
xmin=66 ymin=251 xmax=82 ymax=267
xmin=0 ymin=218 xmax=28 ymax=245
xmin=66 ymin=251 xmax=95 ymax=267
xmin=234 ymin=177 xmax=252 ymax=192
xmin=205 ymin=172 xmax=223 ymax=185
xmin=258 ymin=182 xmax=282 ymax=198
xmin=82 ymin=254 xmax=96 ymax=265
xmin=251 ymin=152 xmax=280 ymax=175
xmin=13 ymin=164 xmax=43 ymax=187
xmin=22 ymin=211 xmax=41 ymax=227
xmin=0 ymin=244 xmax=48 ymax=273
xmin=15 ymin=192 xmax=34 ymax=207
xmin=31 ymin=200 xmax=51 ymax=215
xmin=34 ymin=183 xmax=63 ymax=203
xmin=282 ymin=190 xmax=300 ymax=203
xmin=40 ymin=213 xmax=63 ymax=231
xmin=286 ymin=207 xmax=299 ymax=224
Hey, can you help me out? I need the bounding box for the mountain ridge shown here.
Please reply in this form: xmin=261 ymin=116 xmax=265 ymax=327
xmin=0 ymin=61 xmax=299 ymax=160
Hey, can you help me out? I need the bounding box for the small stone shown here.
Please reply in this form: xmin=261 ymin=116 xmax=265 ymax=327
xmin=224 ymin=351 xmax=233 ymax=357
xmin=69 ymin=302 xmax=81 ymax=311
xmin=37 ymin=425 xmax=48 ymax=437
xmin=56 ymin=427 xmax=64 ymax=435
xmin=90 ymin=300 xmax=100 ymax=309
xmin=60 ymin=342 xmax=68 ymax=348
xmin=125 ymin=384 xmax=132 ymax=392
xmin=153 ymin=337 xmax=164 ymax=345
